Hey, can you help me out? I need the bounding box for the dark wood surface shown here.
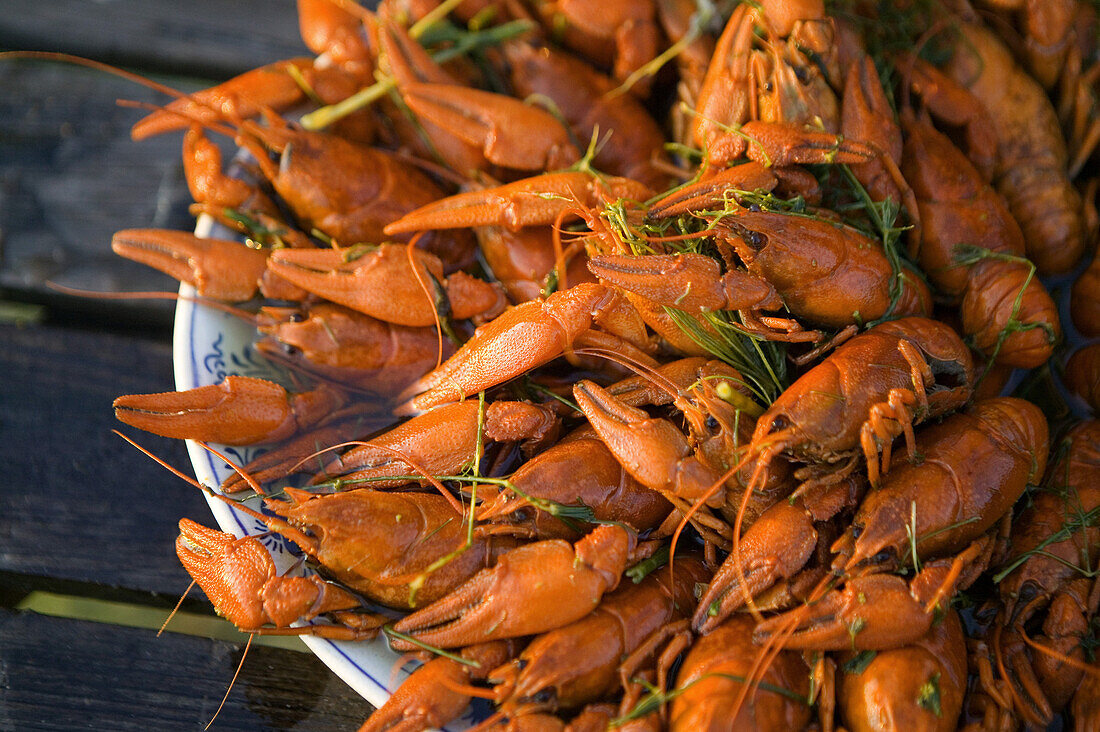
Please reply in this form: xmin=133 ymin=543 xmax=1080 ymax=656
xmin=1 ymin=4 xmax=376 ymax=728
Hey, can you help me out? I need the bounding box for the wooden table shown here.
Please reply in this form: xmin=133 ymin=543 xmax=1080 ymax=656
xmin=1 ymin=3 xmax=376 ymax=728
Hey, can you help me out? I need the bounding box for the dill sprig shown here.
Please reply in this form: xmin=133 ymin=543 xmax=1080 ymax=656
xmin=827 ymin=0 xmax=947 ymax=81
xmin=898 ymin=515 xmax=981 ymax=573
xmin=516 ymin=377 xmax=583 ymax=413
xmin=825 ymin=164 xmax=912 ymax=327
xmin=382 ymin=625 xmax=481 ymax=667
xmin=993 ymin=499 xmax=1100 ymax=583
xmin=221 ymin=209 xmax=293 ymax=249
xmin=952 ymin=245 xmax=1058 ymax=385
xmin=626 ymin=545 xmax=670 ymax=583
xmin=300 ymin=19 xmax=535 ymax=130
xmin=607 ymin=0 xmax=725 ymax=98
xmin=842 ymin=650 xmax=877 ymax=674
xmin=664 ymin=307 xmax=786 ymax=404
xmin=404 ymin=392 xmax=487 ymax=605
xmin=595 ymin=193 xmax=789 ymax=403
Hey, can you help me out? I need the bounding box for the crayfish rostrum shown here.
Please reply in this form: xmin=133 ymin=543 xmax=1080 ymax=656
xmin=85 ymin=0 xmax=1100 ymax=728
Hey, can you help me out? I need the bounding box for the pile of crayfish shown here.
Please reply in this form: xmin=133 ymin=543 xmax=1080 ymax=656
xmin=93 ymin=0 xmax=1100 ymax=728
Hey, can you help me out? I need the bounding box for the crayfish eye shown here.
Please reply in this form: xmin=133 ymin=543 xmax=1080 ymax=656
xmin=769 ymin=414 xmax=790 ymax=432
xmin=289 ymin=311 xmax=306 ymax=323
xmin=282 ymin=343 xmax=300 ymax=357
xmin=744 ymin=230 xmax=767 ymax=250
xmin=705 ymin=415 xmax=720 ymax=433
xmin=871 ymin=550 xmax=892 ymax=565
xmin=531 ymin=689 xmax=555 ymax=704
xmin=1017 ymin=581 xmax=1041 ymax=604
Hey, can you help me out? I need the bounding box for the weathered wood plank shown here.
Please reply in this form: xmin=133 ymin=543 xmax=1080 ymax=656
xmin=0 ymin=0 xmax=307 ymax=79
xmin=0 ymin=321 xmax=212 ymax=595
xmin=0 ymin=60 xmax=222 ymax=315
xmin=0 ymin=609 xmax=374 ymax=730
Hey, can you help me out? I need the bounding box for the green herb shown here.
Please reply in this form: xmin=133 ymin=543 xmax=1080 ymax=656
xmin=952 ymin=245 xmax=1057 ymax=387
xmin=994 ymin=502 xmax=1100 ymax=583
xmin=221 ymin=209 xmax=290 ymax=249
xmin=906 ymin=501 xmax=921 ymax=574
xmin=664 ymin=307 xmax=786 ymax=404
xmin=842 ymin=650 xmax=877 ymax=674
xmin=833 ymin=165 xmax=911 ymax=328
xmin=382 ymin=625 xmax=481 ymax=668
xmin=917 ymin=672 xmax=942 ymax=716
xmin=607 ymin=0 xmax=722 ymax=97
xmin=626 ymin=545 xmax=670 ymax=583
xmin=847 ymin=617 xmax=866 ymax=649
xmin=300 ymin=20 xmax=534 ymax=130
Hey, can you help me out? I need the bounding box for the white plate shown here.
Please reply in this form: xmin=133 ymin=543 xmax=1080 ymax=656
xmin=173 ymin=214 xmax=486 ymax=729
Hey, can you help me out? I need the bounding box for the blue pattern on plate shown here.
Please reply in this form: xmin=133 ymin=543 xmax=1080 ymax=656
xmin=177 ymin=216 xmax=480 ymax=730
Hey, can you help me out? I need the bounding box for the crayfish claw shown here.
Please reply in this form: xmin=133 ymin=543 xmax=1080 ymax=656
xmin=114 ymin=375 xmax=343 ymax=446
xmin=693 ymin=499 xmax=817 ymax=634
xmin=646 ymin=162 xmax=779 ymax=219
xmin=384 ymin=172 xmax=652 ymax=235
xmin=175 ymin=518 xmax=361 ymax=634
xmin=111 ymin=228 xmax=269 ymax=301
xmin=752 ymin=572 xmax=938 ymax=651
xmin=575 ymin=379 xmax=726 ymax=506
xmin=400 ymin=82 xmax=579 ymax=172
xmin=390 ymin=525 xmax=632 ymax=649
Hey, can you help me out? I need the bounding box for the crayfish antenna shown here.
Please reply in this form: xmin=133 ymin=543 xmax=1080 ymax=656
xmin=113 ymin=430 xmax=319 ymax=552
xmin=206 ymin=633 xmax=253 ymax=730
xmin=44 ymin=280 xmax=259 ymax=324
xmin=304 ymin=438 xmax=467 ymax=515
xmin=725 ymin=431 xmax=792 ymax=620
xmin=0 ymin=52 xmax=235 ymax=137
xmin=158 ymin=579 xmax=197 ymax=638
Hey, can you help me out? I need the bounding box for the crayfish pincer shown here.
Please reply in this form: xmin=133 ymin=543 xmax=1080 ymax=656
xmin=113 ymin=375 xmax=344 ymax=446
xmin=388 ymin=524 xmax=637 ymax=650
xmin=174 ymin=518 xmax=381 ymax=640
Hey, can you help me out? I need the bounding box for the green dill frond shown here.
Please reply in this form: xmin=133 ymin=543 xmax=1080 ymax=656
xmin=827 ymin=165 xmax=913 ymax=328
xmin=221 ymin=209 xmax=291 ymax=249
xmin=952 ymin=245 xmax=1057 ymax=384
xmin=607 ymin=0 xmax=722 ymax=98
xmin=826 ymin=0 xmax=944 ymax=75
xmin=842 ymin=650 xmax=877 ymax=674
xmin=626 ymin=545 xmax=670 ymax=583
xmin=906 ymin=500 xmax=922 ymax=574
xmin=514 ymin=377 xmax=583 ymax=413
xmin=301 ymin=19 xmax=534 ymax=130
xmin=664 ymin=307 xmax=786 ymax=404
xmin=993 ymin=501 xmax=1100 ymax=583
xmin=382 ymin=625 xmax=481 ymax=667
xmin=601 ymin=198 xmax=660 ymax=255
xmin=917 ymin=672 xmax=942 ymax=716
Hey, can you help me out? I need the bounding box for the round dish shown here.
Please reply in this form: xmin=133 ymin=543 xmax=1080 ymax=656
xmin=172 ymin=214 xmax=485 ymax=729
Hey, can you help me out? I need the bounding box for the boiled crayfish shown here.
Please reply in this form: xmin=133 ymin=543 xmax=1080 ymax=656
xmin=85 ymin=0 xmax=1100 ymax=729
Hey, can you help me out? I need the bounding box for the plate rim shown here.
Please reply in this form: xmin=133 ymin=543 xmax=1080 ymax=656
xmin=171 ymin=214 xmax=479 ymax=728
